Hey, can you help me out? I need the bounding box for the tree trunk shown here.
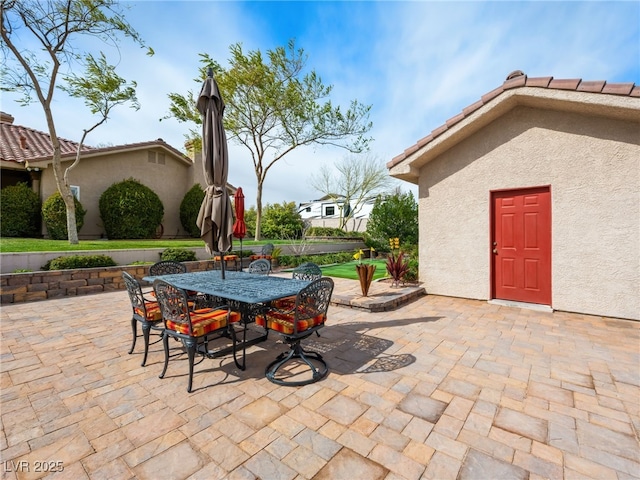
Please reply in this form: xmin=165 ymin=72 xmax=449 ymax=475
xmin=48 ymin=126 xmax=79 ymax=245
xmin=254 ymin=180 xmax=263 ymax=241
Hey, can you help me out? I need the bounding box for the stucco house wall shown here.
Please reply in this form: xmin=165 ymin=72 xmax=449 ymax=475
xmin=39 ymin=148 xmax=195 ymax=239
xmin=418 ymin=106 xmax=638 ymax=320
xmin=388 ymin=74 xmax=639 ymax=320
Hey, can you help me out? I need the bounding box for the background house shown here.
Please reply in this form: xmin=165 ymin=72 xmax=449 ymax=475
xmin=0 ymin=112 xmax=235 ymax=239
xmin=298 ymin=195 xmax=374 ymax=232
xmin=388 ymin=73 xmax=639 ymax=320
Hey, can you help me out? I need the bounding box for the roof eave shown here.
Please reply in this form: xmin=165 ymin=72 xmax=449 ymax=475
xmin=388 ymin=87 xmax=640 ymax=184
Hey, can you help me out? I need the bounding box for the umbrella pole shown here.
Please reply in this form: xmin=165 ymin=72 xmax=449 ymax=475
xmin=219 ymin=251 xmax=226 ymax=279
xmin=239 ymin=238 xmax=243 ymax=271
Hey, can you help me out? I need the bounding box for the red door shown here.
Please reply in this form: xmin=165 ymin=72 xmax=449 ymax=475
xmin=492 ymin=187 xmax=551 ymax=305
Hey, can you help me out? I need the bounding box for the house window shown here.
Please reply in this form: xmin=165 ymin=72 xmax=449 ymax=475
xmin=305 ymin=207 xmax=311 ymax=212
xmin=70 ymin=185 xmax=80 ymax=200
xmin=157 ymin=153 xmax=165 ymax=165
xmin=148 ymin=152 xmax=156 ymax=163
xmin=325 ymin=206 xmax=335 ymax=216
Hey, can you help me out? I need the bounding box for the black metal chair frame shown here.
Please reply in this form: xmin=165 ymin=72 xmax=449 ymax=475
xmin=250 ymin=243 xmax=274 ymax=260
xmin=261 ymin=277 xmax=334 ymax=386
xmin=292 ymin=262 xmax=322 ymax=281
xmin=247 ymin=258 xmax=271 ymax=275
xmin=122 ymin=271 xmax=163 ymax=366
xmin=153 ymin=279 xmax=239 ymax=393
xmin=149 ymin=260 xmax=187 ymax=276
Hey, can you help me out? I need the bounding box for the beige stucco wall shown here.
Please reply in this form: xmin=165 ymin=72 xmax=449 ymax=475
xmin=417 ymin=106 xmax=639 ymax=320
xmin=39 ymin=149 xmax=196 ymax=239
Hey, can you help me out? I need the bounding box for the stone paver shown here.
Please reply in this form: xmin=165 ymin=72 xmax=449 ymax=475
xmin=1 ymin=279 xmax=639 ymax=479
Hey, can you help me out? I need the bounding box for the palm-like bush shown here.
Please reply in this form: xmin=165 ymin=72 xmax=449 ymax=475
xmin=385 ymin=237 xmax=409 ymax=286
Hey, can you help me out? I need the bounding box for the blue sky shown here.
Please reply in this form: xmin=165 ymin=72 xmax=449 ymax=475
xmin=4 ymin=1 xmax=639 ymax=207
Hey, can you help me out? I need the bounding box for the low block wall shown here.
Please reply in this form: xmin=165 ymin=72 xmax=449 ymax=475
xmin=0 ymin=260 xmax=214 ymax=305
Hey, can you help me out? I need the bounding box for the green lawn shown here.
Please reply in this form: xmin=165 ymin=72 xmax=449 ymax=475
xmin=319 ymin=260 xmax=388 ymax=281
xmin=0 ymin=238 xmax=277 ymax=253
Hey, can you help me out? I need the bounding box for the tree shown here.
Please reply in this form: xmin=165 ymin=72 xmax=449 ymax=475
xmin=261 ymin=202 xmax=305 ymax=239
xmin=1 ymin=0 xmax=149 ymax=244
xmin=366 ymin=190 xmax=419 ymax=251
xmin=309 ymin=153 xmax=394 ymax=230
xmin=165 ymin=40 xmax=373 ymax=240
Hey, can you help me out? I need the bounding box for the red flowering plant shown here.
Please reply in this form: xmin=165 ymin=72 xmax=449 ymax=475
xmin=386 ymin=237 xmax=409 ymax=287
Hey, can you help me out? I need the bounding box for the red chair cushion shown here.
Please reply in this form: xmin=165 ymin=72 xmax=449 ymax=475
xmin=272 ymin=296 xmax=295 ymax=310
xmin=214 ymin=255 xmax=239 ymax=261
xmin=135 ymin=301 xmax=162 ymax=322
xmin=256 ymin=310 xmax=325 ymax=335
xmin=249 ymin=254 xmax=272 ymax=260
xmin=167 ymin=309 xmax=241 ymax=337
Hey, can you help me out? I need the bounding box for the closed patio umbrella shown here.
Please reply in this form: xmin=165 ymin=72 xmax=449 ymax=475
xmin=196 ymin=69 xmax=234 ymax=278
xmin=232 ymin=187 xmax=247 ymax=264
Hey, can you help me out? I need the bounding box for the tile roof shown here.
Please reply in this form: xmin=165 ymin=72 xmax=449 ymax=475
xmin=0 ymin=113 xmax=190 ymax=165
xmin=1 ymin=115 xmax=92 ymax=164
xmin=387 ymin=72 xmax=639 ymax=170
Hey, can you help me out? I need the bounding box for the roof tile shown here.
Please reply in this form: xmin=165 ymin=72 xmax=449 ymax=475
xmin=0 ymin=122 xmax=88 ymax=164
xmin=601 ymin=82 xmax=636 ymax=96
xmin=631 ymin=86 xmax=640 ymax=97
xmin=548 ymin=78 xmax=581 ymax=90
xmin=430 ymin=124 xmax=449 ymax=138
xmin=481 ymin=86 xmax=504 ymax=104
xmin=462 ymin=99 xmax=485 ymax=116
xmin=445 ymin=112 xmax=466 ymax=128
xmin=503 ymin=74 xmax=527 ymax=90
xmin=416 ymin=134 xmax=434 ymax=148
xmin=577 ymin=80 xmax=606 ymax=93
xmin=525 ymin=76 xmax=553 ymax=88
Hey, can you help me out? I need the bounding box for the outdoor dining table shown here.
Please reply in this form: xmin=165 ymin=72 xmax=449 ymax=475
xmin=143 ymin=270 xmax=310 ymax=370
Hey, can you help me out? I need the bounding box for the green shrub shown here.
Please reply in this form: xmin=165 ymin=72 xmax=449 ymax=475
xmin=160 ymin=247 xmax=197 ymax=262
xmin=99 ymin=178 xmax=164 ymax=239
xmin=0 ymin=182 xmax=41 ymax=237
xmin=306 ymin=227 xmax=347 ymax=237
xmin=180 ymin=184 xmax=205 ymax=238
xmin=41 ymin=191 xmax=87 ymax=240
xmin=42 ymin=254 xmax=116 ymax=271
xmin=261 ymin=202 xmax=304 ymax=239
xmin=278 ymin=251 xmax=353 ymax=268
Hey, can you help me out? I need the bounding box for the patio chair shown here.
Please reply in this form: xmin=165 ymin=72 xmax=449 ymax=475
xmin=273 ymin=261 xmax=323 ymax=309
xmin=148 ymin=260 xmax=199 ymax=300
xmin=247 ymin=258 xmax=271 ymax=275
xmin=153 ymin=279 xmax=242 ymax=393
xmin=149 ymin=260 xmax=187 ymax=276
xmin=292 ymin=262 xmax=322 ymax=281
xmin=256 ymin=277 xmax=334 ymax=386
xmin=249 ymin=243 xmax=274 ymax=261
xmin=122 ymin=271 xmax=164 ymax=367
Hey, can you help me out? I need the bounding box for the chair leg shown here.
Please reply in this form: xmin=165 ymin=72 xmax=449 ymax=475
xmin=159 ymin=333 xmax=170 ymax=379
xmin=128 ymin=317 xmax=137 ymax=354
xmin=141 ymin=322 xmax=151 ymax=366
xmin=185 ymin=338 xmax=197 ymax=393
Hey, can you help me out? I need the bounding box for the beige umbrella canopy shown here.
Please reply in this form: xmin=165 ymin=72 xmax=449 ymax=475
xmin=196 ymin=70 xmax=234 ymax=276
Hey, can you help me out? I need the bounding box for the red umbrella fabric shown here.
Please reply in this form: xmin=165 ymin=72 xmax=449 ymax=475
xmin=232 ymin=187 xmax=247 ymax=240
xmin=196 ymin=72 xmax=234 ymax=265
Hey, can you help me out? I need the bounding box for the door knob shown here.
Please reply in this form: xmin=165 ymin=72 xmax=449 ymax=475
xmin=493 ymin=249 xmax=498 ymax=254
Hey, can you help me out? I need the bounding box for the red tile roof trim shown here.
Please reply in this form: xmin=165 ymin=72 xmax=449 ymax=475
xmin=388 ymin=75 xmax=638 ymax=169
xmin=1 ymin=119 xmax=189 ymax=165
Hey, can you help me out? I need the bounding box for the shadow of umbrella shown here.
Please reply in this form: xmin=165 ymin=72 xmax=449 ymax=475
xmin=196 ymin=68 xmax=234 ymax=278
xmin=233 ymin=187 xmax=247 ymax=266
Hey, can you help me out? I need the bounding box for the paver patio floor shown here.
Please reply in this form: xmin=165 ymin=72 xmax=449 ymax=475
xmin=1 ymin=279 xmax=639 ymax=479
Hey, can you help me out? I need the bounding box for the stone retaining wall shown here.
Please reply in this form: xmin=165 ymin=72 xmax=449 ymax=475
xmin=0 ymin=260 xmax=214 ymax=305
